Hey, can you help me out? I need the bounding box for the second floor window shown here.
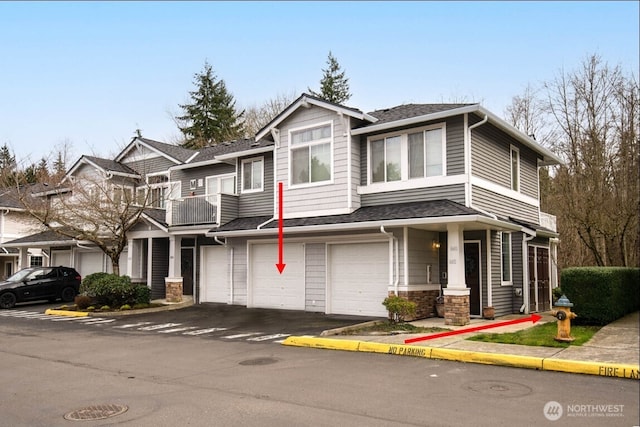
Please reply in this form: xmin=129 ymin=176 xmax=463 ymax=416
xmin=147 ymin=174 xmax=169 ymax=208
xmin=369 ymin=124 xmax=446 ymax=184
xmin=290 ymin=123 xmax=332 ymax=185
xmin=510 ymin=146 xmax=520 ymax=191
xmin=242 ymin=158 xmax=263 ymax=193
xmin=501 ymin=232 xmax=512 ymax=285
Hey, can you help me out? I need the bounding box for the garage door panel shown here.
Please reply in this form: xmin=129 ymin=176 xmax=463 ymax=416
xmin=250 ymin=243 xmax=304 ymax=310
xmin=77 ymin=252 xmax=103 ymax=277
xmin=201 ymin=246 xmax=229 ymax=303
xmin=330 ymin=242 xmax=389 ymax=317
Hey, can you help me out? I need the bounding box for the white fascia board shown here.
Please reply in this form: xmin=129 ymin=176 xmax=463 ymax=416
xmin=477 ymin=107 xmax=563 ymax=165
xmin=208 ymin=214 xmax=522 ymax=238
xmin=351 ymin=105 xmax=480 ymax=136
xmin=214 ymin=145 xmax=275 ymax=161
xmin=255 ymin=95 xmax=376 ymax=141
xmin=108 ymin=171 xmax=141 ymax=179
xmin=185 ymin=152 xmax=200 ymax=163
xmin=139 ymin=214 xmax=169 ymax=233
xmin=170 ymin=159 xmax=222 ymax=171
xmin=6 ymin=239 xmax=77 ymax=248
xmin=115 ymin=138 xmax=182 ymax=165
xmin=31 ymin=187 xmax=72 ymax=197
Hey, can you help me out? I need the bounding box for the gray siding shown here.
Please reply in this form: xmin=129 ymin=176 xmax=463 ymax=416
xmin=124 ymin=156 xmax=177 ymax=176
xmin=406 ymin=228 xmax=440 ymax=286
xmin=512 ymin=232 xmax=524 ymax=312
xmin=472 ymin=185 xmax=539 ymax=223
xmin=305 ymin=243 xmax=326 ymax=312
xmin=172 ymin=163 xmax=236 ymax=198
xmin=471 ymin=121 xmax=540 ymax=199
xmin=275 ymin=107 xmax=349 ymax=215
xmin=488 ymin=231 xmax=512 ymax=316
xmin=219 ymin=194 xmax=239 ymax=226
xmin=151 ymin=238 xmax=169 ymax=299
xmin=361 ymin=184 xmax=466 ymax=207
xmin=239 ymin=152 xmax=274 ymax=217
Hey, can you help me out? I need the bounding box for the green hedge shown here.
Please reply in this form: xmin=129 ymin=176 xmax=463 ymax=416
xmin=81 ymin=273 xmax=151 ymax=308
xmin=560 ymin=267 xmax=639 ymax=325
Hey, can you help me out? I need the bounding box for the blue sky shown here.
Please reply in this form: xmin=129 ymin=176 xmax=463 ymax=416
xmin=1 ymin=1 xmax=638 ymax=165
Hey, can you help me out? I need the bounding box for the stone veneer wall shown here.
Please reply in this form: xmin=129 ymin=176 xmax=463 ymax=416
xmin=444 ymin=294 xmax=470 ymax=326
xmin=165 ymin=278 xmax=183 ymax=303
xmin=390 ymin=290 xmax=440 ymax=321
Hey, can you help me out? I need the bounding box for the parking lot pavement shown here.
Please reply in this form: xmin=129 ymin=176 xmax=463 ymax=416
xmin=1 ymin=302 xmax=381 ymax=344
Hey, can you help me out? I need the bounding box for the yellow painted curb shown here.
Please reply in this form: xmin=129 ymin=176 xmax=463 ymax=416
xmin=44 ymin=309 xmax=89 ymax=317
xmin=431 ymin=347 xmax=543 ymax=370
xmin=282 ymin=336 xmax=361 ymax=351
xmin=543 ymin=359 xmax=639 ymax=379
xmin=282 ymin=336 xmax=639 ymax=380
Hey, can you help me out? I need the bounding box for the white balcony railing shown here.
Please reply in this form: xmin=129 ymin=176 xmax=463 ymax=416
xmin=539 ymin=211 xmax=557 ymax=232
xmin=169 ymin=194 xmax=217 ymax=226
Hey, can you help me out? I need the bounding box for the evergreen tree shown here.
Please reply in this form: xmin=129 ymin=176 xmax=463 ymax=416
xmin=0 ymin=144 xmax=16 ymax=187
xmin=53 ymin=151 xmax=66 ymax=177
xmin=175 ymin=61 xmax=244 ymax=149
xmin=308 ymin=51 xmax=352 ymax=105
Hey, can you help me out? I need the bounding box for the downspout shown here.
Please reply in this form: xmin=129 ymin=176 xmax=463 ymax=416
xmin=229 ymin=247 xmax=234 ymax=305
xmin=380 ymin=225 xmax=399 ymax=296
xmin=213 ymin=236 xmax=226 ymax=246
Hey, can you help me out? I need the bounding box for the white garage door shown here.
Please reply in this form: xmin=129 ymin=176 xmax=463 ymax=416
xmin=77 ymin=251 xmax=104 ymax=277
xmin=250 ymin=242 xmax=304 ymax=310
xmin=329 ymin=242 xmax=390 ymax=317
xmin=50 ymin=250 xmax=71 ymax=267
xmin=201 ymin=246 xmax=229 ymax=303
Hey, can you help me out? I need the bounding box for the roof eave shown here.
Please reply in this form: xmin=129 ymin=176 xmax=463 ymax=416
xmin=351 ymin=104 xmax=480 ymax=136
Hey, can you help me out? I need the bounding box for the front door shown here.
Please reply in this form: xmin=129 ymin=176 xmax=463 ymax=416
xmin=464 ymin=242 xmax=481 ymax=316
xmin=528 ymin=246 xmax=550 ymax=312
xmin=181 ymin=247 xmax=194 ymax=296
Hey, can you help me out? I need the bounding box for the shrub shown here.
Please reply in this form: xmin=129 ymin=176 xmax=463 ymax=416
xmin=120 ymin=304 xmax=131 ymax=310
xmin=382 ymin=295 xmax=417 ymax=323
xmin=74 ymin=295 xmax=92 ymax=310
xmin=560 ymin=267 xmax=639 ymax=325
xmin=86 ymin=306 xmax=95 ymax=311
xmin=100 ymin=305 xmax=111 ymax=311
xmin=80 ymin=272 xmax=110 ymax=294
xmin=133 ymin=284 xmax=151 ymax=305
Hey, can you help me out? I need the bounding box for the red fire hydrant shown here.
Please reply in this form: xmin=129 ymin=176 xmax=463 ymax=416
xmin=551 ymin=295 xmax=577 ymax=342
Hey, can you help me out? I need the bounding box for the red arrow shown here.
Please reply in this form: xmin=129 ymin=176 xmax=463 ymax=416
xmin=404 ymin=314 xmax=542 ymax=344
xmin=275 ymin=181 xmax=286 ymax=274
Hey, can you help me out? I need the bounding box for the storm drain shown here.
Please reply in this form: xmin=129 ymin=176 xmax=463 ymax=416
xmin=239 ymin=357 xmax=279 ymax=366
xmin=64 ymin=404 xmax=128 ymax=421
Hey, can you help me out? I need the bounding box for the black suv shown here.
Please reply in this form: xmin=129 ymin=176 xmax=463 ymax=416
xmin=0 ymin=266 xmax=82 ymax=309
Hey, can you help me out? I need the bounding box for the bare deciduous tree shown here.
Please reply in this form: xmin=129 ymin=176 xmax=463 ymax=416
xmin=242 ymin=91 xmax=297 ymax=137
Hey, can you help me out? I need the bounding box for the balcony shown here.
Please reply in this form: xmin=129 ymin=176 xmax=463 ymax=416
xmin=168 ymin=193 xmax=238 ymax=227
xmin=539 ymin=211 xmax=557 ymax=232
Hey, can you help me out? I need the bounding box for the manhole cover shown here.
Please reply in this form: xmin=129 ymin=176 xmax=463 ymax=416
xmin=463 ymin=380 xmax=532 ymax=398
xmin=64 ymin=404 xmax=128 ymax=421
xmin=239 ymin=357 xmax=279 ymax=366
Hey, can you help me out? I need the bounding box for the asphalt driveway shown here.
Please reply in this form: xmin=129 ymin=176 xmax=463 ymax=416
xmin=145 ymin=303 xmax=382 ymax=336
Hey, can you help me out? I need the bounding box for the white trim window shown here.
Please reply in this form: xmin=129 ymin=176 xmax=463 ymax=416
xmin=368 ymin=123 xmax=446 ymax=184
xmin=207 ymin=174 xmax=237 ymax=202
xmin=500 ymin=231 xmax=512 ymax=285
xmin=289 ymin=122 xmax=332 ymax=186
xmin=510 ymin=145 xmax=520 ymax=192
xmin=241 ymin=157 xmax=263 ymax=193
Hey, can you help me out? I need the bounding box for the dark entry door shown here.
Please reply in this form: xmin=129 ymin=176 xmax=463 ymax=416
xmin=181 ymin=248 xmax=194 ymax=296
xmin=536 ymin=248 xmax=550 ymax=311
xmin=464 ymin=242 xmax=481 ymax=316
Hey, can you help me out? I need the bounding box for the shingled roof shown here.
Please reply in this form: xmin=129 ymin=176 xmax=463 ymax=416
xmin=366 ymin=103 xmax=476 ymax=126
xmin=215 ymin=199 xmax=487 ymax=232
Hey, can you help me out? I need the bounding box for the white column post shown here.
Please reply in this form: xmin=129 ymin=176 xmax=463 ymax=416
xmin=168 ymin=235 xmax=182 ymax=278
xmin=444 ymin=224 xmax=468 ymax=294
xmin=19 ymin=247 xmax=29 ymax=269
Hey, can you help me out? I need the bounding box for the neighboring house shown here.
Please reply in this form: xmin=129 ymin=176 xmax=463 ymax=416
xmin=4 ymin=93 xmax=561 ymax=325
xmin=0 ymin=187 xmax=50 ymax=278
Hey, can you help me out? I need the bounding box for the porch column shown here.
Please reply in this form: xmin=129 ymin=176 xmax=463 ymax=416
xmin=18 ymin=247 xmax=29 ymax=269
xmin=126 ymin=238 xmax=134 ymax=278
xmin=165 ymin=235 xmax=183 ymax=302
xmin=443 ymin=224 xmax=470 ymax=326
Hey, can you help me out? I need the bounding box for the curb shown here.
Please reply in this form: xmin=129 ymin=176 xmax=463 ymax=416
xmin=43 ymin=299 xmax=194 ymax=318
xmin=282 ymin=336 xmax=640 ymax=380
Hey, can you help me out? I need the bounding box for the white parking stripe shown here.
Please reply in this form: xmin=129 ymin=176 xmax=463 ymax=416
xmin=138 ymin=323 xmax=181 ymax=331
xmin=182 ymin=327 xmax=228 ymax=336
xmin=82 ymin=319 xmax=116 ymax=325
xmin=157 ymin=326 xmax=198 ymax=334
xmin=113 ymin=322 xmax=153 ymax=329
xmin=223 ymin=332 xmax=262 ymax=339
xmin=50 ymin=316 xmax=88 ymax=321
xmin=247 ymin=333 xmax=290 ymax=342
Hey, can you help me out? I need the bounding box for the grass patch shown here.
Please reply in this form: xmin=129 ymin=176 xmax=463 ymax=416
xmin=467 ymin=322 xmax=601 ymax=348
xmin=341 ymin=321 xmax=449 ymax=335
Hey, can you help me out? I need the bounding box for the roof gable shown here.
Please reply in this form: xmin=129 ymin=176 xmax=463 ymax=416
xmin=255 ymin=93 xmax=378 ymax=142
xmin=115 ymin=137 xmax=197 ymax=165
